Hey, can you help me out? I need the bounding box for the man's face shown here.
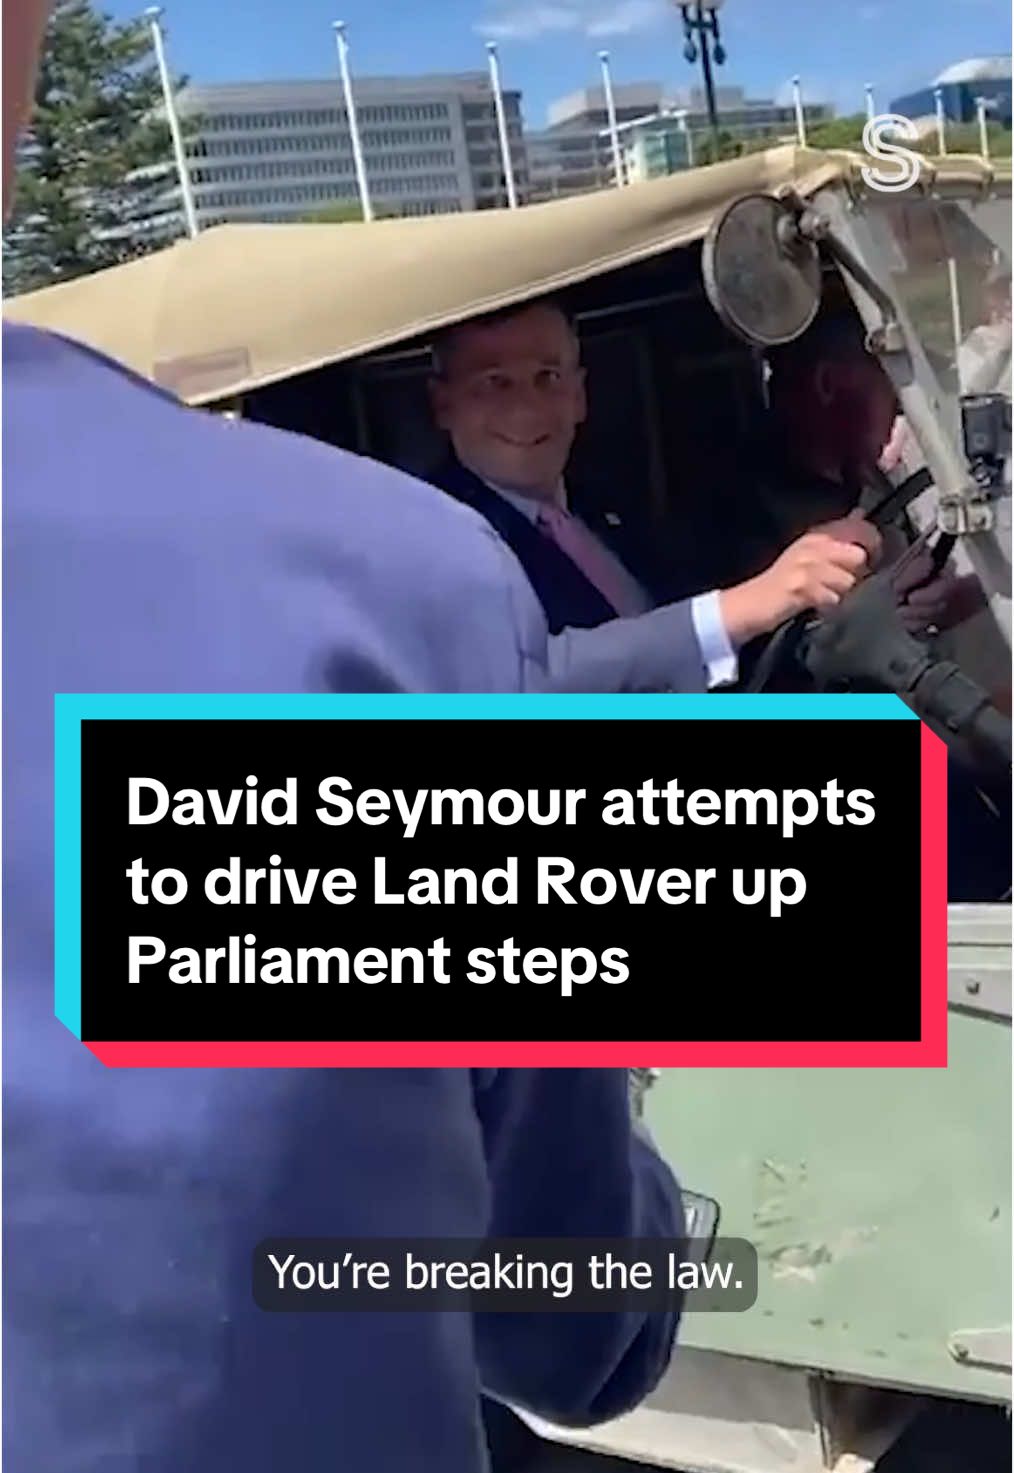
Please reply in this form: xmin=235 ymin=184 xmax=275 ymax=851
xmin=429 ymin=304 xmax=586 ymax=499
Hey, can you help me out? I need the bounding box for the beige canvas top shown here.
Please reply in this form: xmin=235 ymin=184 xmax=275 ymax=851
xmin=5 ymin=145 xmax=1008 ymax=404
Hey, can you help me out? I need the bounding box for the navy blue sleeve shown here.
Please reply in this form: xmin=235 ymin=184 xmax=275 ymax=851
xmin=470 ymin=1068 xmax=685 ymax=1427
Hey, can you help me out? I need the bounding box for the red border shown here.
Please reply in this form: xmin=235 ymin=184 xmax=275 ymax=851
xmin=88 ymin=725 xmax=949 ymax=1070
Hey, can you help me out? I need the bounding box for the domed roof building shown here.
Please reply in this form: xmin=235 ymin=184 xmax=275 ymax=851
xmin=933 ymin=57 xmax=1012 ymax=87
xmin=892 ymin=55 xmax=1012 ymax=128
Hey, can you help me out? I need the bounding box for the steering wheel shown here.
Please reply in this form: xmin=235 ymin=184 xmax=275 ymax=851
xmin=744 ymin=468 xmax=937 ymax=694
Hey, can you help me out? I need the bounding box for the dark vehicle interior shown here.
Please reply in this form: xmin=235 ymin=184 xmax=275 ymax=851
xmin=241 ymin=241 xmax=767 ymax=597
xmin=235 ymin=239 xmax=1012 ymax=906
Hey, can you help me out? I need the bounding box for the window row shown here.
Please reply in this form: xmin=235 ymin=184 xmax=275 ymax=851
xmin=401 ymin=199 xmax=463 ymax=215
xmin=200 ymin=103 xmax=450 ymax=132
xmin=192 ymin=127 xmax=455 ymax=159
xmin=198 ymin=177 xmax=462 ymax=209
xmin=465 ymin=125 xmax=524 ymax=145
xmin=462 ymin=100 xmax=522 ymax=120
xmin=371 ymin=174 xmax=460 ymax=195
xmin=191 ymin=151 xmax=456 ymax=185
xmin=369 ymin=150 xmax=457 ymax=171
xmin=199 ymin=184 xmax=359 ymax=208
xmin=193 ymin=161 xmax=354 ymax=184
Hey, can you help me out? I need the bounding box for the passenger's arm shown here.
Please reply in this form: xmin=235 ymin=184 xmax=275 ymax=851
xmin=540 ymin=518 xmax=882 ymax=695
xmin=545 ymin=595 xmax=728 ymax=692
xmin=470 ymin=1068 xmax=685 ymax=1427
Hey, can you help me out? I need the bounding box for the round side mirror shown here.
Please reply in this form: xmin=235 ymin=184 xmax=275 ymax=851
xmin=702 ymin=192 xmax=823 ymax=347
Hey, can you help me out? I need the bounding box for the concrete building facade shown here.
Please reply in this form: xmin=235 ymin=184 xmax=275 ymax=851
xmin=667 ymin=85 xmax=831 ymax=142
xmin=527 ymin=82 xmax=832 ymax=200
xmin=527 ymin=82 xmax=664 ymax=201
xmin=163 ymin=73 xmax=528 ymax=228
xmin=620 ymin=116 xmax=693 ymax=184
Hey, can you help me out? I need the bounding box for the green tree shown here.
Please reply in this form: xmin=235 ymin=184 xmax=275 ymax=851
xmin=805 ymin=111 xmax=1012 ymax=159
xmin=914 ymin=121 xmax=1011 ymax=159
xmin=300 ymin=201 xmax=400 ymax=224
xmin=693 ymin=129 xmax=746 ymax=166
xmin=3 ymin=0 xmax=189 ymax=295
xmin=301 ymin=201 xmax=367 ymax=224
xmin=805 ymin=113 xmax=870 ymax=151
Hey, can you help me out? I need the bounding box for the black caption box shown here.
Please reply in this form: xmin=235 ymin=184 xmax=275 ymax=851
xmin=78 ymin=716 xmax=923 ymax=1045
xmin=251 ymin=1237 xmax=759 ymax=1313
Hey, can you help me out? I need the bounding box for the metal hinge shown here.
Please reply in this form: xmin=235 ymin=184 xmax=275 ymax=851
xmin=948 ymin=1327 xmax=1012 ymax=1372
xmin=948 ymin=967 xmax=1012 ymax=1021
xmin=938 ymin=487 xmax=998 ymax=535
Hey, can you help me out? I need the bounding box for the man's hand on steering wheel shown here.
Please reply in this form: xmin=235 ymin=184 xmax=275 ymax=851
xmin=718 ymin=513 xmax=883 ymax=650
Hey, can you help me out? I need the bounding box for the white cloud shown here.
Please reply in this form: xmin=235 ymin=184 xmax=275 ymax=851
xmin=587 ymin=0 xmax=667 ymax=37
xmin=479 ymin=4 xmax=582 ymax=39
xmin=478 ymin=0 xmax=666 ymax=41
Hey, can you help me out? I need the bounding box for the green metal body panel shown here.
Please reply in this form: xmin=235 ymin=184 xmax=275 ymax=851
xmin=644 ymin=941 xmax=1012 ymax=1404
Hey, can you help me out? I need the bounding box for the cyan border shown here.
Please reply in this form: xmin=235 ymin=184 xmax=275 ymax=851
xmin=54 ymin=691 xmax=916 ymax=1039
xmin=56 ymin=692 xmax=915 ymax=724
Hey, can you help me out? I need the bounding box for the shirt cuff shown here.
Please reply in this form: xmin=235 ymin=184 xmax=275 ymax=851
xmin=691 ymin=591 xmax=738 ymax=689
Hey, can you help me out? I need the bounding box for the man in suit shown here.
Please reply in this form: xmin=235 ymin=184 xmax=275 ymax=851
xmin=4 ymin=9 xmax=689 ymax=1473
xmin=427 ymin=296 xmax=881 ymax=692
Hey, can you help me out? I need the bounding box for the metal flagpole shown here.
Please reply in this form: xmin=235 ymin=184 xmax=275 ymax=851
xmin=333 ymin=22 xmax=373 ymax=221
xmin=599 ymin=50 xmax=625 ymax=187
xmin=486 ymin=42 xmax=518 ymax=208
xmin=976 ymin=97 xmax=991 ymax=160
xmin=934 ymin=86 xmax=947 ymax=153
xmin=144 ymin=7 xmax=198 ymax=238
xmin=928 ymin=83 xmax=962 ymax=355
xmin=791 ymin=75 xmax=807 ymax=146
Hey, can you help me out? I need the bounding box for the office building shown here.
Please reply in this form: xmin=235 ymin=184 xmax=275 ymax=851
xmin=891 ymin=57 xmax=1012 ymax=128
xmin=669 ymin=85 xmax=832 ymax=147
xmin=152 ymin=73 xmax=528 ymax=231
xmin=619 ymin=115 xmax=693 ymax=183
xmin=527 ymin=82 xmax=664 ymax=201
xmin=527 ymin=82 xmax=832 ymax=199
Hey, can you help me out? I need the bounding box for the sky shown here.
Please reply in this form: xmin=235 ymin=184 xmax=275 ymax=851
xmin=104 ymin=0 xmax=1012 ymax=126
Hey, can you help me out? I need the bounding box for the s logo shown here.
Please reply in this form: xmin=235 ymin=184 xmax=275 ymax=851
xmin=861 ymin=114 xmax=922 ymax=194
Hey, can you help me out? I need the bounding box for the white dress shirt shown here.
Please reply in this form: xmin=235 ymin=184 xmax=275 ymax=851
xmin=486 ymin=480 xmax=739 ymax=691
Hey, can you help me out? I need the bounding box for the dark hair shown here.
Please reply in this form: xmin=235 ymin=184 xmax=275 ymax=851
xmin=766 ymin=309 xmax=870 ymax=388
xmin=430 ymin=294 xmax=575 ymax=376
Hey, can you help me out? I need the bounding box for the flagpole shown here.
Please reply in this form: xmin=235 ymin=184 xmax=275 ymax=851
xmin=333 ymin=22 xmax=373 ymax=221
xmin=976 ymin=97 xmax=991 ymax=160
xmin=144 ymin=7 xmax=198 ymax=238
xmin=932 ymin=84 xmax=961 ymax=355
xmin=486 ymin=42 xmax=518 ymax=208
xmin=934 ymin=86 xmax=947 ymax=153
xmin=791 ymin=75 xmax=807 ymax=146
xmin=599 ymin=50 xmax=625 ymax=187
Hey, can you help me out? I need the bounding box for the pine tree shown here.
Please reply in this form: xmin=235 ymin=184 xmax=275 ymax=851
xmin=3 ymin=0 xmax=189 ymax=295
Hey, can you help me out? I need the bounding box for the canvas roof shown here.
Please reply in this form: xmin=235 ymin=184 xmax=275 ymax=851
xmin=5 ymin=145 xmax=1008 ymax=404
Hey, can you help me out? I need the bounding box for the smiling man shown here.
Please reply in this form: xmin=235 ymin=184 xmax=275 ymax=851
xmin=428 ymin=297 xmax=882 ymax=692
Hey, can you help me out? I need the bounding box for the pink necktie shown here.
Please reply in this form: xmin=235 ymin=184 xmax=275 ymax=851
xmin=536 ymin=505 xmax=649 ymax=618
